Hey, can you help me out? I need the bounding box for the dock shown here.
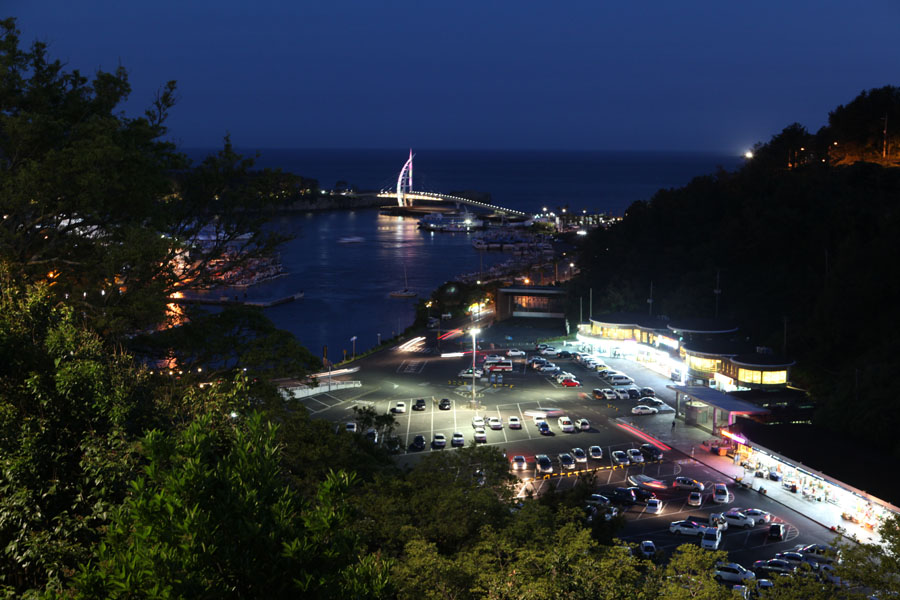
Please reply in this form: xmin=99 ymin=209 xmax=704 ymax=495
xmin=169 ymin=291 xmax=304 ymax=308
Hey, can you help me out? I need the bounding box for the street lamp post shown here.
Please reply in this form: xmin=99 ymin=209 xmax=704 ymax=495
xmin=471 ymin=327 xmax=481 ymax=411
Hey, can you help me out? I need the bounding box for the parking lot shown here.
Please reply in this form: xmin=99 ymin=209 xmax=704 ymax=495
xmin=307 ymin=335 xmax=843 ymax=570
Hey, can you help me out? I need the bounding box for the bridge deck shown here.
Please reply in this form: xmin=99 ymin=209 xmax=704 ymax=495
xmin=376 ymin=191 xmax=527 ymax=216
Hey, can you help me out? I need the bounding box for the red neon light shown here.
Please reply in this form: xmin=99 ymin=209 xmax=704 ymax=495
xmin=616 ymin=422 xmax=671 ymax=451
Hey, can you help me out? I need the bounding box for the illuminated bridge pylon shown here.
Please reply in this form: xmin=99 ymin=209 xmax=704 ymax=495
xmin=397 ymin=149 xmax=413 ymax=207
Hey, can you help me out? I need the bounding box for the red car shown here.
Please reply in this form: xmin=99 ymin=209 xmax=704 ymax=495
xmin=560 ymin=378 xmax=582 ymax=387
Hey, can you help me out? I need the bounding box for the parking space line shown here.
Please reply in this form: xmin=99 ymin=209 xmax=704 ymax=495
xmin=518 ymin=404 xmax=533 ymax=440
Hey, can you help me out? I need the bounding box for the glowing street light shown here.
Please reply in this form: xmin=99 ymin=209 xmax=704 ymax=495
xmin=470 ymin=327 xmax=481 ymax=411
xmin=744 ymin=151 xmax=754 ymax=159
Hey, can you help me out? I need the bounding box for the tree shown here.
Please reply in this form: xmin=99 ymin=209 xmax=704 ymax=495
xmin=0 ymin=19 xmax=288 ymax=336
xmin=70 ymin=412 xmax=393 ymax=599
xmin=650 ymin=544 xmax=730 ymax=600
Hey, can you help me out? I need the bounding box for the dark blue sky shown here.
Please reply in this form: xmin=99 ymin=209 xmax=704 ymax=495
xmin=10 ymin=1 xmax=900 ymax=152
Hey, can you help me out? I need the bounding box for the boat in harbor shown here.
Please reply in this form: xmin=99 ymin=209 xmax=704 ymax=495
xmin=389 ymin=265 xmax=417 ymax=298
xmin=417 ymin=211 xmax=482 ymax=232
xmin=337 ymin=236 xmax=364 ymax=243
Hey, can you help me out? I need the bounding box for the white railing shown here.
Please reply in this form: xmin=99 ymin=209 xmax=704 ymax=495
xmin=280 ymin=380 xmax=362 ymax=399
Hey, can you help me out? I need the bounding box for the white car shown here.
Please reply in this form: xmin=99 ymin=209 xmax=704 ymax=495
xmin=538 ymin=363 xmax=559 ymax=373
xmin=393 ymin=402 xmax=406 ymax=414
xmin=669 ymin=520 xmax=708 ymax=536
xmin=713 ymin=483 xmax=730 ymax=504
xmin=510 ymin=455 xmax=527 ymax=470
xmin=506 ymin=348 xmax=525 ymax=357
xmin=451 ymin=432 xmax=465 ymax=447
xmin=472 ymin=415 xmax=485 ymax=428
xmin=571 ymin=447 xmax=587 ymax=463
xmin=626 ymin=448 xmax=644 ymax=463
xmin=459 ymin=367 xmax=483 ymax=378
xmin=345 ymin=422 xmax=357 ymax=433
xmin=558 ymin=416 xmax=575 ymax=432
xmin=722 ymin=510 xmax=756 ymax=529
xmin=741 ymin=508 xmax=772 ymax=524
xmin=613 ymin=389 xmax=630 ymax=401
xmin=483 ymin=355 xmax=503 ymax=363
xmin=611 ymin=450 xmax=629 ymax=465
xmin=589 ymin=445 xmax=604 ymax=459
xmin=601 ymin=389 xmax=617 ymax=400
xmin=687 ymin=491 xmax=703 ymax=507
xmin=715 ymin=562 xmax=756 ymax=584
xmin=576 ymin=418 xmax=591 ymax=431
xmin=488 ymin=416 xmax=503 ymax=430
xmin=631 ymin=405 xmax=658 ymax=415
xmin=432 ymin=433 xmax=446 ymax=448
xmin=540 ymin=347 xmax=559 ymax=356
xmin=473 ymin=427 xmax=487 ymax=443
xmin=508 ymin=416 xmax=522 ymax=429
xmin=674 ymin=477 xmax=704 ymax=491
xmin=645 ymin=498 xmax=663 ymax=514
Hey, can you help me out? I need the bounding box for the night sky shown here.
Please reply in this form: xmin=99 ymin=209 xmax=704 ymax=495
xmin=9 ymin=1 xmax=900 ymax=152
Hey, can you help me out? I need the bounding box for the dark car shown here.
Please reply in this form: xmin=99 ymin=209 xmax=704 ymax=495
xmin=409 ymin=435 xmax=426 ymax=451
xmin=768 ymin=523 xmax=786 ymax=540
xmin=537 ymin=421 xmax=551 ymax=435
xmin=639 ymin=443 xmax=663 ymax=461
xmin=438 ymin=398 xmax=452 ymax=410
xmin=558 ymin=350 xmax=572 ymax=358
xmin=412 ymin=398 xmax=426 ymax=411
xmin=627 ymin=486 xmax=657 ymax=502
xmin=640 ymin=387 xmax=656 ymax=397
xmin=753 ymin=558 xmax=795 ymax=577
xmin=626 ymin=387 xmax=641 ymax=400
xmin=592 ymin=388 xmax=606 ymax=400
xmin=611 ymin=487 xmax=637 ymax=505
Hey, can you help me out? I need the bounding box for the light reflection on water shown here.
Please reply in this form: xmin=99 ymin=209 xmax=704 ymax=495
xmin=232 ymin=209 xmax=507 ymax=359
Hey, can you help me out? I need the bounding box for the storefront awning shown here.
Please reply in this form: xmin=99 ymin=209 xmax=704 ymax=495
xmin=668 ymin=385 xmax=770 ymax=415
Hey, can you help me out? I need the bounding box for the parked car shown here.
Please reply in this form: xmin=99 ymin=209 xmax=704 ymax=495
xmin=768 ymin=523 xmax=787 ymax=540
xmin=558 ymin=350 xmax=572 ymax=358
xmin=631 ymin=405 xmax=659 ymax=415
xmin=626 ymin=448 xmax=644 ymax=463
xmin=451 ymin=432 xmax=465 ymax=447
xmin=558 ymin=416 xmax=575 ymax=432
xmin=538 ymin=363 xmax=560 ymax=373
xmin=753 ymin=558 xmax=795 ymax=577
xmin=459 ymin=367 xmax=484 ymax=378
xmin=639 ymin=443 xmax=663 ymax=461
xmin=473 ymin=427 xmax=487 ymax=443
xmin=432 ymin=433 xmax=446 ymax=448
xmin=439 ymin=398 xmax=452 ymax=410
xmin=715 ymin=562 xmax=756 ymax=584
xmin=345 ymin=422 xmax=358 ymax=433
xmin=576 ymin=418 xmax=591 ymax=430
xmin=626 ymin=387 xmax=642 ymax=400
xmin=560 ymin=378 xmax=581 ymax=387
xmin=722 ymin=510 xmax=756 ymax=529
xmin=571 ymin=447 xmax=587 ymax=463
xmin=586 ymin=493 xmax=610 ymax=506
xmin=640 ymin=387 xmax=656 ymax=397
xmin=741 ymin=508 xmax=772 ymax=524
xmin=472 ymin=415 xmax=485 ymax=428
xmin=669 ymin=520 xmax=708 ymax=536
xmin=701 ymin=528 xmax=723 ymax=550
xmin=413 ymin=398 xmax=426 ymax=411
xmin=506 ymin=348 xmax=525 ymax=357
xmin=488 ymin=416 xmax=503 ymax=430
xmin=592 ymin=388 xmax=606 ymax=400
xmin=611 ymin=450 xmax=630 ymax=465
xmin=795 ymin=543 xmax=839 ymax=565
xmin=638 ymin=540 xmax=657 ymax=559
xmin=536 ymin=454 xmax=553 ymax=473
xmin=713 ymin=483 xmax=730 ymax=503
xmin=508 ymin=416 xmax=522 ymax=429
xmin=540 ymin=347 xmax=559 ymax=356
xmin=628 ymin=486 xmax=656 ymax=502
xmin=409 ymin=434 xmax=426 ymax=450
xmin=645 ymin=498 xmax=663 ymax=514
xmin=774 ymin=552 xmax=819 ymax=570
xmin=614 ymin=389 xmax=631 ymax=401
xmin=601 ymin=388 xmax=617 ymax=400
xmin=611 ymin=487 xmax=637 ymax=505
xmin=510 ymin=455 xmax=527 ymax=470
xmin=393 ymin=402 xmax=407 ymax=413
xmin=558 ymin=453 xmax=576 ymax=470
xmin=687 ymin=491 xmax=703 ymax=507
xmin=674 ymin=477 xmax=704 ymax=491
xmin=589 ymin=445 xmax=604 ymax=459
xmin=537 ymin=421 xmax=551 ymax=435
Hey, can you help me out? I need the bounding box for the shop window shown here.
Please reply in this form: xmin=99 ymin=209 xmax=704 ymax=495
xmin=762 ymin=370 xmax=787 ymax=385
xmin=689 ymin=355 xmax=719 ymax=373
xmin=738 ymin=368 xmax=762 ymax=384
